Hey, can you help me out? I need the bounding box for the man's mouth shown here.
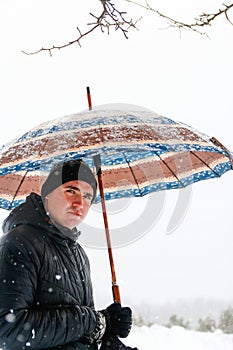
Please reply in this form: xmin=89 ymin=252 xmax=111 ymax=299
xmin=71 ymin=210 xmax=82 ymax=217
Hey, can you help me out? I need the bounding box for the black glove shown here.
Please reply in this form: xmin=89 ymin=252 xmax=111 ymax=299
xmin=100 ymin=333 xmax=139 ymax=350
xmin=101 ymin=303 xmax=132 ymax=338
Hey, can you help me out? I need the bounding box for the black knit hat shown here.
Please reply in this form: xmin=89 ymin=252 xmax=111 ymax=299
xmin=41 ymin=159 xmax=97 ymax=202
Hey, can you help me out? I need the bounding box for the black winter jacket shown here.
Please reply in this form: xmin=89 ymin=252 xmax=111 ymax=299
xmin=0 ymin=193 xmax=98 ymax=350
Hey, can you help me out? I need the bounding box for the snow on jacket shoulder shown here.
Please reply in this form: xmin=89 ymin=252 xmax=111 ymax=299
xmin=0 ymin=193 xmax=98 ymax=350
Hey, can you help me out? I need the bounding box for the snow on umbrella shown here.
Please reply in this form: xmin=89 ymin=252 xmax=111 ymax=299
xmin=0 ymin=107 xmax=232 ymax=210
xmin=0 ymin=104 xmax=232 ymax=303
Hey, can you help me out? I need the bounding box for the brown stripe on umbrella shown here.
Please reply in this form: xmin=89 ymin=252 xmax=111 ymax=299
xmin=0 ymin=173 xmax=40 ymax=197
xmin=153 ymin=150 xmax=228 ymax=181
xmin=101 ymin=151 xmax=228 ymax=190
xmin=0 ymin=124 xmax=210 ymax=165
xmin=0 ymin=151 xmax=227 ymax=201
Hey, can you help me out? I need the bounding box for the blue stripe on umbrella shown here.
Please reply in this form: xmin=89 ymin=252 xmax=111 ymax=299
xmin=1 ymin=161 xmax=230 ymax=210
xmin=16 ymin=114 xmax=177 ymax=142
xmin=0 ymin=143 xmax=228 ymax=176
xmin=0 ymin=198 xmax=24 ymax=210
xmin=93 ymin=161 xmax=231 ymax=203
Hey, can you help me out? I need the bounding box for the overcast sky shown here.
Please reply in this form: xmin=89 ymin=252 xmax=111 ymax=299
xmin=0 ymin=1 xmax=233 ymax=310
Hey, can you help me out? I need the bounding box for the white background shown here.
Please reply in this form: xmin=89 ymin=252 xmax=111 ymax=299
xmin=0 ymin=0 xmax=233 ymax=321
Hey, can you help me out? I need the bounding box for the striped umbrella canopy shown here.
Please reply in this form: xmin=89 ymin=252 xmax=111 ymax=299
xmin=0 ymin=106 xmax=232 ymax=210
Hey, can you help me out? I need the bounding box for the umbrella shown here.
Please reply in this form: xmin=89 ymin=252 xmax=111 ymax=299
xmin=0 ymin=102 xmax=232 ymax=302
xmin=1 ymin=106 xmax=232 ymax=209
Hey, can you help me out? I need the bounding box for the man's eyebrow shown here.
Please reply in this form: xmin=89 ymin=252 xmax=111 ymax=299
xmin=64 ymin=185 xmax=79 ymax=190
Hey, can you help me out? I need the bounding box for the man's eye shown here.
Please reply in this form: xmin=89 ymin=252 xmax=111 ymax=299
xmin=84 ymin=194 xmax=92 ymax=202
xmin=66 ymin=189 xmax=76 ymax=194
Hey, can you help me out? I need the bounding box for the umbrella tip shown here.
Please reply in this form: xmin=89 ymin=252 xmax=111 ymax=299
xmin=86 ymin=86 xmax=92 ymax=110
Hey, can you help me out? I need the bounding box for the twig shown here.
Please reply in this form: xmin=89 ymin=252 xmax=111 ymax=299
xmin=124 ymin=0 xmax=233 ymax=34
xmin=22 ymin=0 xmax=139 ymax=56
xmin=21 ymin=1 xmax=233 ymax=55
xmin=21 ymin=23 xmax=100 ymax=56
xmin=194 ymin=3 xmax=233 ymax=27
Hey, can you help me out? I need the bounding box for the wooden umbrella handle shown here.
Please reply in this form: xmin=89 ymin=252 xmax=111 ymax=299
xmin=93 ymin=154 xmax=121 ymax=304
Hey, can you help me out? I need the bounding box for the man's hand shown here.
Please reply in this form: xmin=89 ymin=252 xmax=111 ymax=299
xmin=101 ymin=303 xmax=132 ymax=338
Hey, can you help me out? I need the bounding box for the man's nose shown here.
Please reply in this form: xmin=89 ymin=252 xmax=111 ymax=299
xmin=72 ymin=194 xmax=84 ymax=208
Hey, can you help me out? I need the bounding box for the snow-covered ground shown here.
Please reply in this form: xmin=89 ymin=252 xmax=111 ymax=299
xmin=124 ymin=324 xmax=233 ymax=350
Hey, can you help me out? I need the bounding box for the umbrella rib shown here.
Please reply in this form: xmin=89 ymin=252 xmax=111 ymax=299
xmin=190 ymin=151 xmax=221 ymax=177
xmin=122 ymin=153 xmax=143 ymax=196
xmin=10 ymin=170 xmax=28 ymax=210
xmin=156 ymin=152 xmax=185 ymax=188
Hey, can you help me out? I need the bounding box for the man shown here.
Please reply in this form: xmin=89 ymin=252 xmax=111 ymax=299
xmin=0 ymin=159 xmax=137 ymax=350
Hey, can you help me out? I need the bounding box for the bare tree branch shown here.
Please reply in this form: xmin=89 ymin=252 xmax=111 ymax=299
xmin=125 ymin=1 xmax=233 ymax=34
xmin=21 ymin=23 xmax=100 ymax=56
xmin=22 ymin=0 xmax=140 ymax=56
xmin=193 ymin=3 xmax=233 ymax=27
xmin=225 ymin=6 xmax=233 ymax=25
xmin=22 ymin=1 xmax=233 ymax=56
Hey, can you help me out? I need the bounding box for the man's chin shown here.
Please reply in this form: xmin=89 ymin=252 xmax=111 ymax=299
xmin=67 ymin=215 xmax=84 ymax=228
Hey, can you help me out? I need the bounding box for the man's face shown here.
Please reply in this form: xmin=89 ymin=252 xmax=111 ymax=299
xmin=44 ymin=180 xmax=94 ymax=229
